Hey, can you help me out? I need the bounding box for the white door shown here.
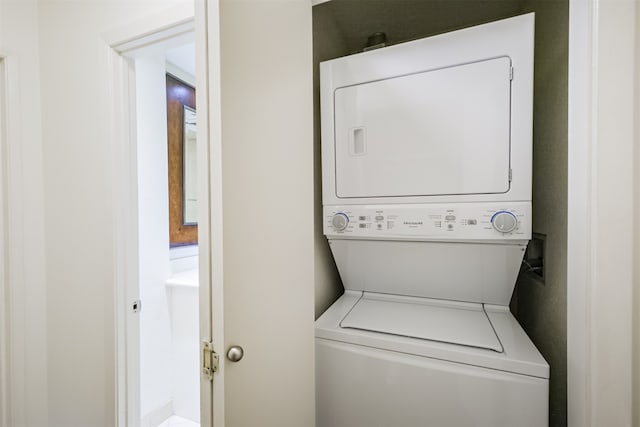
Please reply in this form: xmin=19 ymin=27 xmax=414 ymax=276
xmin=203 ymin=1 xmax=315 ymax=426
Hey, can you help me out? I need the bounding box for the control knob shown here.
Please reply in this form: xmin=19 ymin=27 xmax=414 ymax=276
xmin=491 ymin=211 xmax=518 ymax=233
xmin=331 ymin=213 xmax=349 ymax=231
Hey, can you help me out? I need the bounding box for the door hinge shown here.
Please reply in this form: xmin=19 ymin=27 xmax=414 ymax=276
xmin=509 ymin=66 xmax=514 ymax=81
xmin=202 ymin=340 xmax=219 ymax=381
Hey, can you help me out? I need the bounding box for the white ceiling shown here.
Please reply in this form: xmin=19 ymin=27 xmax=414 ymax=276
xmin=166 ymin=42 xmax=196 ymax=78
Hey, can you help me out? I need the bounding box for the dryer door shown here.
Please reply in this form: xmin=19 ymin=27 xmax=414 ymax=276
xmin=334 ymin=56 xmax=512 ymax=199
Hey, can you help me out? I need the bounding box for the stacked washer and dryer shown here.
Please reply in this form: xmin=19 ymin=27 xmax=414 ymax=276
xmin=316 ymin=13 xmax=549 ymax=427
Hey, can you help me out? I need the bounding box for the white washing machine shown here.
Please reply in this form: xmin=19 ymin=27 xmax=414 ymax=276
xmin=317 ymin=13 xmax=549 ymax=427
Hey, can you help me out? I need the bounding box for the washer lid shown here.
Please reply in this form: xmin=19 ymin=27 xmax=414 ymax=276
xmin=340 ymin=293 xmax=503 ymax=352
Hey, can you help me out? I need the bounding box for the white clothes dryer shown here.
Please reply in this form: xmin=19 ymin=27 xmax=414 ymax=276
xmin=317 ymin=13 xmax=549 ymax=427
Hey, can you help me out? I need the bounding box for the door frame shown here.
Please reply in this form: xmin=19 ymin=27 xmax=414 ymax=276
xmin=0 ymin=55 xmax=11 ymax=427
xmin=567 ymin=0 xmax=636 ymax=425
xmin=567 ymin=2 xmax=593 ymax=424
xmin=0 ymin=52 xmax=43 ymax=427
xmin=102 ymin=2 xmax=215 ymax=425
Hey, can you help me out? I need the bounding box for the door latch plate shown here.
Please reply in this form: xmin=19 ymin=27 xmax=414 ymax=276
xmin=132 ymin=300 xmax=141 ymax=313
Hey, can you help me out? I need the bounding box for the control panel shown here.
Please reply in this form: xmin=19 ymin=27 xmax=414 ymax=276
xmin=324 ymin=202 xmax=531 ymax=241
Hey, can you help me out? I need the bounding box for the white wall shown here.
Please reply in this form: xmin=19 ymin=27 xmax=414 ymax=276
xmin=168 ymin=283 xmax=199 ymax=422
xmin=135 ymin=54 xmax=173 ymax=423
xmin=34 ymin=1 xmax=313 ymax=424
xmin=36 ymin=1 xmax=191 ymax=424
xmin=0 ymin=0 xmax=48 ymax=425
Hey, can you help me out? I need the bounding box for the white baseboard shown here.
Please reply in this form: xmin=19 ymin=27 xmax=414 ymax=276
xmin=141 ymin=400 xmax=173 ymax=427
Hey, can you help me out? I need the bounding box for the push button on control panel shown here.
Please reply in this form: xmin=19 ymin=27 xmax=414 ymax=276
xmin=491 ymin=211 xmax=518 ymax=233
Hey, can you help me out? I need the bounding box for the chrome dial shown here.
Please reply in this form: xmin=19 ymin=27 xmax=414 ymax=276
xmin=491 ymin=211 xmax=518 ymax=233
xmin=331 ymin=213 xmax=349 ymax=231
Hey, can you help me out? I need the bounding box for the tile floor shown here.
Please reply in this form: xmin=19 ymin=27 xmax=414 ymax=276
xmin=158 ymin=415 xmax=199 ymax=427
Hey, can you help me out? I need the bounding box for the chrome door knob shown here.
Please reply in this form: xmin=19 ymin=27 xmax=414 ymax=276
xmin=227 ymin=345 xmax=244 ymax=362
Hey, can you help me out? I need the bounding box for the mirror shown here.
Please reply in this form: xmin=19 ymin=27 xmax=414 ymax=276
xmin=183 ymin=105 xmax=197 ymax=225
xmin=166 ymin=74 xmax=197 ymax=246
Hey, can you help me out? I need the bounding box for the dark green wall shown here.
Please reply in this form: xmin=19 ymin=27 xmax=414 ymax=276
xmin=511 ymin=1 xmax=569 ymax=426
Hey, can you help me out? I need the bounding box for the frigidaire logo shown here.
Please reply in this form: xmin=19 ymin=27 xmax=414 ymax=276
xmin=403 ymin=221 xmax=423 ymax=225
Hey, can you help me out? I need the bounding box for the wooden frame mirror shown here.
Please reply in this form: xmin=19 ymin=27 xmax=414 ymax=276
xmin=166 ymin=73 xmax=197 ymax=246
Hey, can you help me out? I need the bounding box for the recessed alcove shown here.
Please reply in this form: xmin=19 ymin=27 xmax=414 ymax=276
xmin=312 ymin=1 xmax=568 ymax=425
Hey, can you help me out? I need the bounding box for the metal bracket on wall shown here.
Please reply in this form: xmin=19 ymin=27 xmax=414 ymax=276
xmin=522 ymin=233 xmax=546 ymax=283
